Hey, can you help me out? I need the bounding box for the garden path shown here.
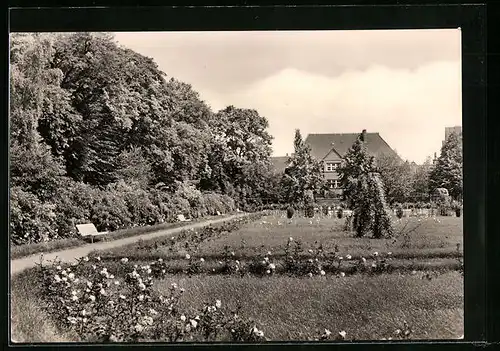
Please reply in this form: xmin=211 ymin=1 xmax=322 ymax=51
xmin=10 ymin=213 xmax=249 ymax=276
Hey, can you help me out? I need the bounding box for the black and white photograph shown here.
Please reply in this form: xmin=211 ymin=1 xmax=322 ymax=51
xmin=9 ymin=28 xmax=463 ymax=343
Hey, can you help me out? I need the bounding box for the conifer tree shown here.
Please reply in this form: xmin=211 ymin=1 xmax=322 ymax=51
xmin=281 ymin=129 xmax=324 ymax=207
xmin=338 ymin=131 xmax=393 ymax=238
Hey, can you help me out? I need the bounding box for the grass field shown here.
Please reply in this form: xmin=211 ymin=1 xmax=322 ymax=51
xmin=10 ymin=212 xmax=464 ymax=342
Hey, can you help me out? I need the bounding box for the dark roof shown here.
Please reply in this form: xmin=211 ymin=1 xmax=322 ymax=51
xmin=270 ymin=156 xmax=289 ymax=174
xmin=304 ymin=132 xmax=399 ymax=161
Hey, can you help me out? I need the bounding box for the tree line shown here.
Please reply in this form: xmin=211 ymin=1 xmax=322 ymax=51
xmin=10 ymin=32 xmax=277 ymax=244
xmin=278 ymin=129 xmax=463 ymax=209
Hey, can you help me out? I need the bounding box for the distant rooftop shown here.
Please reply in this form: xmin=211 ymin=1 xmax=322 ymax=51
xmin=304 ymin=131 xmax=399 ymax=161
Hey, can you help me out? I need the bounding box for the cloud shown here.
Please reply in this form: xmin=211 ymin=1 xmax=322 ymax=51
xmin=114 ymin=29 xmax=461 ymax=95
xmin=198 ymin=60 xmax=461 ymax=164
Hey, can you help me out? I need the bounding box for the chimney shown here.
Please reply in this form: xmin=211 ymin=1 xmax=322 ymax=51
xmin=361 ymin=129 xmax=367 ymax=142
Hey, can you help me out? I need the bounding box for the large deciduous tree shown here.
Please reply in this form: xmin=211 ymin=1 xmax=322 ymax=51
xmin=429 ymin=132 xmax=463 ymax=200
xmin=375 ymin=152 xmax=414 ymax=205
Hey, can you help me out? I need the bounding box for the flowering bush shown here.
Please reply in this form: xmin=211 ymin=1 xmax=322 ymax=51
xmin=36 ymin=256 xmax=268 ymax=343
xmin=247 ymin=250 xmax=277 ymax=276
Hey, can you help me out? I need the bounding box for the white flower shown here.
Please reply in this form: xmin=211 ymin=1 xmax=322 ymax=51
xmin=68 ymin=273 xmax=75 ymax=280
xmin=71 ymin=290 xmax=77 ymax=295
xmin=108 ymin=300 xmax=115 ymax=305
xmin=99 ymin=288 xmax=106 ymax=295
xmin=95 ymin=256 xmax=101 ymax=261
xmin=109 ymin=274 xmax=115 ymax=279
xmin=395 ymin=329 xmax=401 ymax=335
xmin=339 ymin=331 xmax=347 ymax=339
xmin=82 ymin=318 xmax=88 ymax=323
xmin=119 ymin=294 xmax=126 ymax=300
xmin=320 ymin=270 xmax=326 ymax=276
xmin=138 ymin=283 xmax=146 ymax=291
xmin=308 ymin=272 xmax=313 ymax=277
xmin=67 ymin=317 xmax=77 ymax=324
xmin=269 ymin=263 xmax=276 ymax=270
xmin=215 ymin=299 xmax=222 ymax=308
xmin=231 ymin=251 xmax=235 ymax=256
xmin=373 ymin=252 xmax=379 ymax=257
xmin=235 ymin=260 xmax=240 ymax=265
xmin=71 ymin=295 xmax=78 ymax=301
xmin=264 ymin=257 xmax=269 ymax=262
xmin=371 ymin=263 xmax=377 ymax=268
xmin=388 ymin=252 xmax=392 ymax=256
xmin=135 ymin=324 xmax=144 ymax=333
xmin=200 ymin=258 xmax=205 ymax=262
xmin=56 ymin=265 xmax=62 ymax=270
xmin=146 ymin=269 xmax=152 ymax=274
xmin=185 ymin=254 xmax=191 ymax=260
xmin=62 ymin=277 xmax=68 ymax=282
xmin=149 ymin=308 xmax=158 ymax=316
xmin=308 ymin=249 xmax=314 ymax=253
xmin=180 ymin=315 xmax=186 ymax=322
xmin=138 ymin=294 xmax=144 ymax=301
xmin=208 ymin=306 xmax=216 ymax=313
xmin=158 ymin=258 xmax=163 ymax=263
xmin=162 ymin=269 xmax=166 ymax=274
xmin=346 ymin=255 xmax=352 ymax=260
xmin=338 ymin=256 xmax=344 ymax=260
xmin=267 ymin=251 xmax=272 ymax=255
xmin=266 ymin=269 xmax=271 ymax=274
xmin=171 ymin=283 xmax=178 ymax=289
xmin=340 ymin=272 xmax=346 ymax=277
xmin=61 ymin=270 xmax=67 ymax=276
xmin=91 ymin=265 xmax=97 ymax=270
xmin=85 ymin=288 xmax=90 ymax=293
xmin=114 ymin=280 xmax=120 ymax=285
xmin=325 ymin=329 xmax=332 ymax=336
xmin=185 ymin=324 xmax=192 ymax=333
xmin=81 ymin=309 xmax=87 ymax=316
xmin=74 ymin=278 xmax=80 ymax=283
xmin=361 ymin=257 xmax=367 ymax=263
xmin=262 ymin=260 xmax=267 ymax=265
xmin=171 ymin=236 xmax=174 ymax=240
xmin=54 ymin=275 xmax=61 ymax=282
xmin=83 ymin=256 xmax=89 ymax=262
xmin=289 ymin=237 xmax=294 ymax=242
xmin=190 ymin=319 xmax=198 ymax=328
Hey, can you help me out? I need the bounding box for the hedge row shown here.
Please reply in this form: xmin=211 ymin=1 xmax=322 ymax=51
xmin=10 ymin=180 xmax=236 ymax=245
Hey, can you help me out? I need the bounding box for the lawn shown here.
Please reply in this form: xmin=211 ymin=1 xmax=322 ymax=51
xmin=92 ymin=213 xmax=463 ymax=263
xmin=10 ymin=211 xmax=464 ymax=343
xmin=155 ymin=272 xmax=463 ymax=340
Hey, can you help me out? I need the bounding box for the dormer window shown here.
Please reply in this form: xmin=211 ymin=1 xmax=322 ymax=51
xmin=325 ymin=162 xmax=340 ymax=172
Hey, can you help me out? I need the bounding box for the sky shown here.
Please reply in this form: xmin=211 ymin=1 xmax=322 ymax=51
xmin=114 ymin=29 xmax=462 ymax=164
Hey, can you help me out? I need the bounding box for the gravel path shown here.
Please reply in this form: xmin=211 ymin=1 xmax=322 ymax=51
xmin=11 ymin=213 xmax=249 ymax=276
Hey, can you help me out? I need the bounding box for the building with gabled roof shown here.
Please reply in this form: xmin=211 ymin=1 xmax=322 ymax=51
xmin=271 ymin=129 xmax=399 ymax=197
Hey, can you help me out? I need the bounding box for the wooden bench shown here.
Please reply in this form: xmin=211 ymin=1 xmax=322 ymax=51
xmin=176 ymin=214 xmax=191 ymax=222
xmin=76 ymin=223 xmax=109 ymax=243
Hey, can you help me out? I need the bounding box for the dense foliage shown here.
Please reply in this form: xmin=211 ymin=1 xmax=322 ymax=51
xmin=281 ymin=130 xmax=325 ymax=208
xmin=9 ymin=32 xmax=276 ymax=244
xmin=429 ymin=132 xmax=463 ymax=201
xmin=338 ymin=132 xmax=393 ymax=238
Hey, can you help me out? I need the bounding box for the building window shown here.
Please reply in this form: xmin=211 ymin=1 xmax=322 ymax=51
xmin=325 ymin=162 xmax=340 ymax=172
xmin=326 ymin=179 xmax=340 ymax=189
